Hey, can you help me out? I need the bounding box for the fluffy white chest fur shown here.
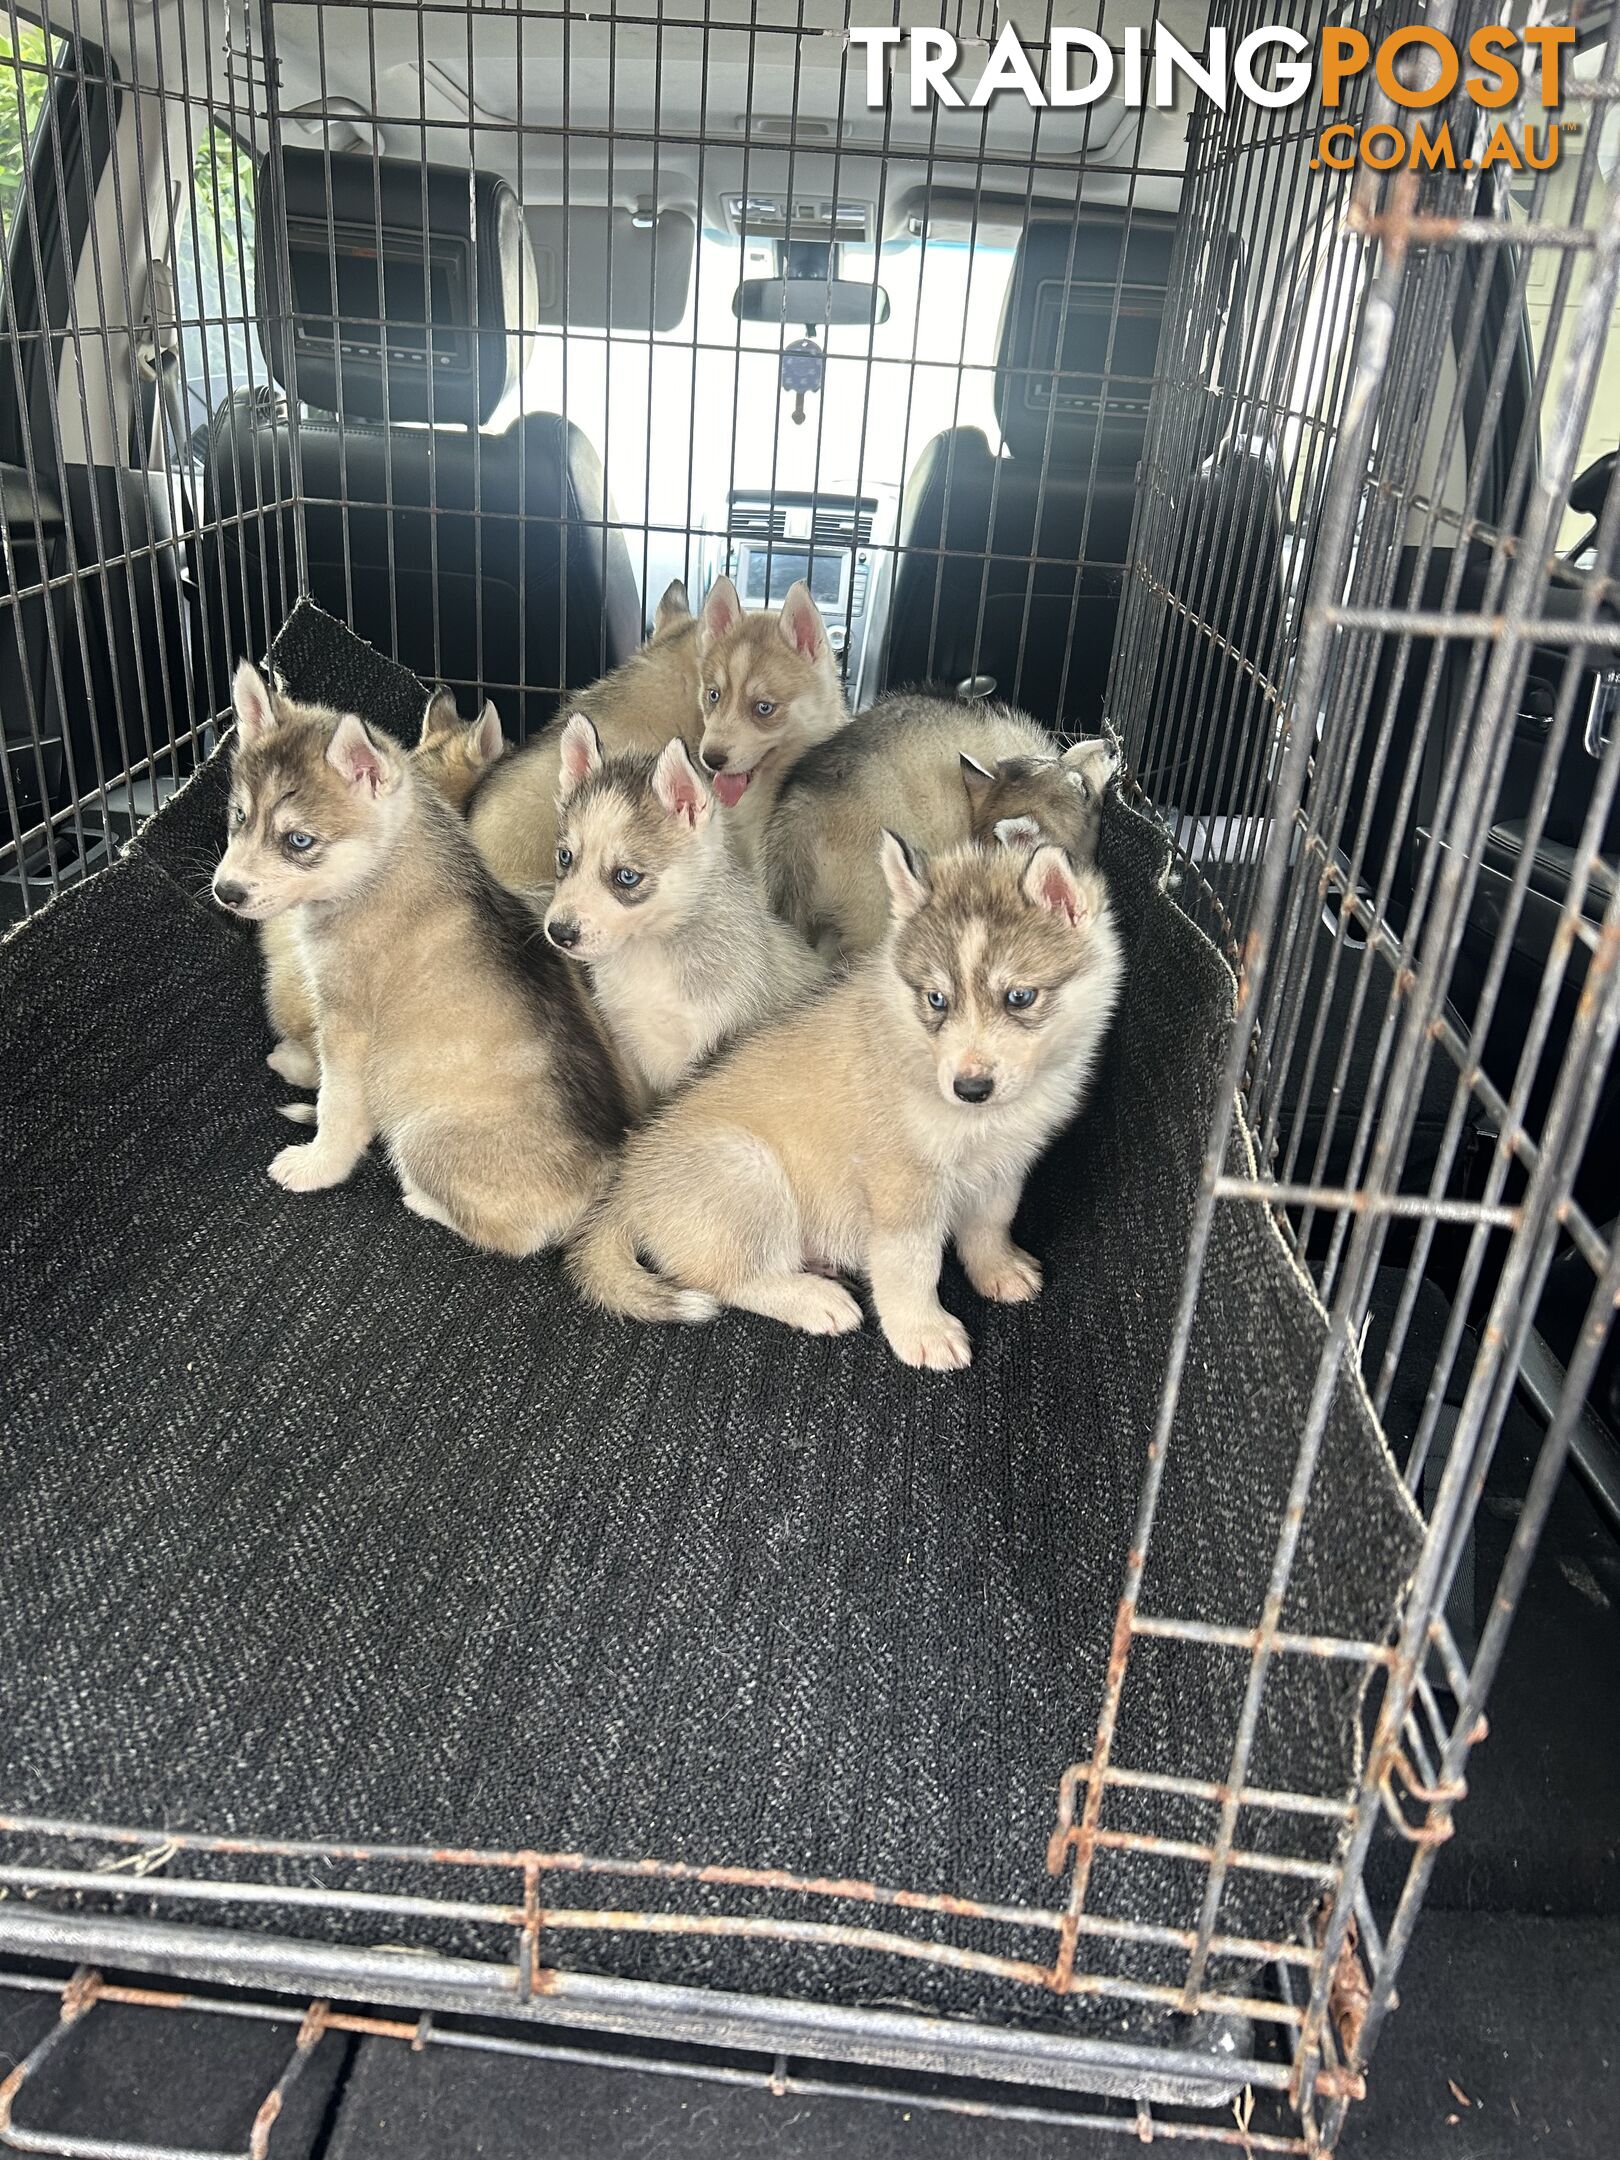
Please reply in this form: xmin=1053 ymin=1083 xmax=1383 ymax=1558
xmin=586 ymin=866 xmax=825 ymax=1097
xmin=590 ymin=938 xmax=719 ymax=1094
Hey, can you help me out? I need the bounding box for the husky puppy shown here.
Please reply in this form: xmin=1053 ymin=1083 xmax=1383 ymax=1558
xmin=687 ymin=574 xmax=849 ymax=852
xmin=469 ymin=573 xmax=849 ymax=891
xmin=468 ymin=576 xmax=697 ymax=893
xmin=569 ymin=835 xmax=1123 ymax=1368
xmin=961 ymin=736 xmax=1117 ymax=857
xmin=543 ymin=715 xmax=826 ymax=1101
xmin=410 ymin=686 xmax=509 ymax=812
xmin=212 ymin=662 xmax=629 ymax=1254
xmin=262 ymin=686 xmax=507 ymax=1089
xmin=764 ymin=691 xmax=1118 ymax=960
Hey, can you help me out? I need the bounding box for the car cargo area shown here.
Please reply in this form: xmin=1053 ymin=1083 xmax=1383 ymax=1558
xmin=0 ymin=638 xmax=1420 ymax=2029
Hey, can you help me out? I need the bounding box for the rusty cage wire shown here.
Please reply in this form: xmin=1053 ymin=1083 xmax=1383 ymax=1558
xmin=1 ymin=2 xmax=1618 ymax=2153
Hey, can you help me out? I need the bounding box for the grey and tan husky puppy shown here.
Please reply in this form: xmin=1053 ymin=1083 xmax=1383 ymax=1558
xmin=764 ymin=691 xmax=1118 ymax=960
xmin=469 ymin=573 xmax=849 ymax=890
xmin=542 ymin=714 xmax=826 ymax=1101
xmin=262 ymin=685 xmax=507 ymax=1089
xmin=569 ymin=834 xmax=1123 ymax=1368
xmin=212 ymin=662 xmax=629 ymax=1254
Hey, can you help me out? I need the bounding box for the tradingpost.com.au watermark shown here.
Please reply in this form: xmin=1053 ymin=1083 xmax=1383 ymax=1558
xmin=848 ymin=21 xmax=1577 ymax=173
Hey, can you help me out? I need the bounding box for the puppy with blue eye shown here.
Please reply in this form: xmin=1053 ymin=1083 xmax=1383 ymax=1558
xmin=543 ymin=713 xmax=825 ymax=1104
xmin=211 ymin=662 xmax=629 ymax=1254
xmin=570 ymin=832 xmax=1123 ymax=1369
xmin=259 ymin=681 xmax=507 ymax=1093
xmin=469 ymin=575 xmax=850 ymax=894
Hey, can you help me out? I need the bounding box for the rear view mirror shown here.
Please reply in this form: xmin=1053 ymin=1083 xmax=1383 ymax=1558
xmin=1569 ymin=449 xmax=1615 ymax=519
xmin=733 ymin=277 xmax=890 ymax=327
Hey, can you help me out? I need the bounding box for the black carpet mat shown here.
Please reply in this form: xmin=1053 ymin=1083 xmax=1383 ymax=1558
xmin=1336 ymin=1913 xmax=1620 ymax=2159
xmin=266 ymin=598 xmax=441 ymax=742
xmin=0 ymin=623 xmax=1421 ymax=2040
xmin=312 ymin=1914 xmax=1618 ymax=2160
xmin=1364 ymin=1272 xmax=1620 ymax=1920
xmin=0 ymin=1982 xmax=347 ymax=2157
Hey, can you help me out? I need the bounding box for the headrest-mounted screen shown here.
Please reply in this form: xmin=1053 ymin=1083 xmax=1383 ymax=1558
xmin=256 ymin=147 xmax=537 ymax=426
xmin=1025 ymin=275 xmax=1164 ymax=435
xmin=996 ymin=215 xmax=1178 ymax=467
xmin=288 ymin=224 xmax=471 ymax=365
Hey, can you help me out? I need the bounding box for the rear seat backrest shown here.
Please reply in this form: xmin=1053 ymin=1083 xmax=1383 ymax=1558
xmin=883 ymin=212 xmax=1282 ymax=790
xmin=202 ymin=148 xmax=642 ymax=738
xmin=883 ymin=213 xmax=1178 ymax=730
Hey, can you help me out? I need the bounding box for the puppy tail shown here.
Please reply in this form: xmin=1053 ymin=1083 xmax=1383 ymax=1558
xmin=567 ymin=1199 xmax=718 ymax=1326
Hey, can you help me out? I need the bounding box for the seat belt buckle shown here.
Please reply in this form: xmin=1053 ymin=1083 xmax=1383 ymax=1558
xmin=135 ymin=258 xmax=180 ymax=382
xmin=1585 ymin=670 xmax=1620 ymax=761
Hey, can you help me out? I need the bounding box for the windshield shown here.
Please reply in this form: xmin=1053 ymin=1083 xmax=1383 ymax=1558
xmin=520 ymin=230 xmax=1016 ymax=549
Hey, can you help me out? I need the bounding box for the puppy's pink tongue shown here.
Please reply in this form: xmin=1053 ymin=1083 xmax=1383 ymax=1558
xmin=713 ymin=770 xmax=752 ymax=809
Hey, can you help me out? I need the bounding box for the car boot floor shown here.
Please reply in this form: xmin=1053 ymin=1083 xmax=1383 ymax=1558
xmin=0 ymin=708 xmax=1420 ymax=2037
xmin=3 ymin=1461 xmax=1611 ymax=2153
xmin=305 ymin=1913 xmax=1620 ymax=2160
xmin=2 ymin=1917 xmax=1615 ymax=2159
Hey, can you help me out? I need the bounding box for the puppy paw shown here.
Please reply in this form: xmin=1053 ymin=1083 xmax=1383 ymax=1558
xmin=402 ymin=1187 xmax=457 ymax=1232
xmin=774 ymin=1276 xmax=863 ymax=1335
xmin=800 ymin=1279 xmax=863 ymax=1335
xmin=276 ymin=1101 xmax=317 ymax=1126
xmin=269 ymin=1142 xmax=348 ymax=1192
xmin=267 ymin=1039 xmax=319 ymax=1088
xmin=965 ymin=1243 xmax=1043 ymax=1303
xmin=888 ymin=1310 xmax=972 ymax=1371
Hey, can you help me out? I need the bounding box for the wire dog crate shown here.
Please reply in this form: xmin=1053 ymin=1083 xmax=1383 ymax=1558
xmin=1 ymin=2 xmax=1618 ymax=2153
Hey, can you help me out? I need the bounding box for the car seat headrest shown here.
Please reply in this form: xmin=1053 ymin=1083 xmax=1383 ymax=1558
xmin=256 ymin=147 xmax=537 ymax=426
xmin=995 ymin=215 xmax=1178 ymax=468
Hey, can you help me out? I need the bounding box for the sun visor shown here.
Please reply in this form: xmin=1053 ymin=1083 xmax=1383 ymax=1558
xmin=525 ymin=207 xmax=696 ymax=332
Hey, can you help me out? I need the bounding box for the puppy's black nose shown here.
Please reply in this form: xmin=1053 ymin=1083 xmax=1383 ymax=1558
xmin=546 ymin=917 xmax=580 ymax=950
xmin=213 ymin=878 xmax=248 ymax=908
xmin=701 ymin=748 xmax=728 ymax=773
xmin=953 ymin=1073 xmax=995 ymax=1104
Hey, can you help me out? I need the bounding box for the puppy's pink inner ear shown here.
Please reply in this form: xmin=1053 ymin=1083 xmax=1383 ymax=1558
xmin=471 ymin=704 xmax=505 ymax=765
xmin=329 ymin=717 xmax=388 ymax=794
xmin=654 ymin=749 xmax=707 ymax=828
xmin=779 ymin=587 xmax=824 ymax=659
xmin=232 ymin=661 xmax=277 ymax=743
xmin=701 ymin=579 xmax=740 ymax=639
xmin=878 ymin=831 xmax=929 ymax=918
xmin=558 ymin=714 xmax=601 ymax=788
xmin=1035 ymin=858 xmax=1083 ymax=924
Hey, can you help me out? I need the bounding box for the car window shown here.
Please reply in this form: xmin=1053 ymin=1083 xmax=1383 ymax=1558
xmin=1278 ymin=227 xmax=1369 ymax=538
xmin=0 ymin=16 xmax=66 ymax=275
xmin=171 ymin=125 xmax=259 ymax=449
xmin=1518 ymin=39 xmax=1619 ymax=552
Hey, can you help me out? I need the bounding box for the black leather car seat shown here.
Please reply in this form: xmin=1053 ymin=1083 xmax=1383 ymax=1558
xmin=883 ymin=214 xmax=1176 ymax=731
xmin=202 ymin=148 xmax=642 ymax=739
xmin=883 ymin=214 xmax=1283 ymax=793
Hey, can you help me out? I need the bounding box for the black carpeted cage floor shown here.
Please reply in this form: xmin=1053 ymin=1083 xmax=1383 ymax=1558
xmin=0 ymin=615 xmax=1421 ymax=2045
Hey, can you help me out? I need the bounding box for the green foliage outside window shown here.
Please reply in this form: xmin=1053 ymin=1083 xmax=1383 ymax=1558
xmin=0 ymin=18 xmax=56 ymax=259
xmin=190 ymin=124 xmax=257 ymax=295
xmin=175 ymin=124 xmax=259 ymax=440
